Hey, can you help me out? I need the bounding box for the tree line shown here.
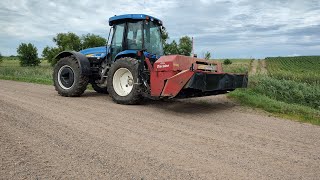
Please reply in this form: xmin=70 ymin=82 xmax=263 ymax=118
xmin=8 ymin=31 xmax=210 ymax=67
xmin=42 ymin=33 xmax=107 ymax=65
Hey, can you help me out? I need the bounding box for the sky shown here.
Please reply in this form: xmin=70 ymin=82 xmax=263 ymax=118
xmin=0 ymin=0 xmax=319 ymax=58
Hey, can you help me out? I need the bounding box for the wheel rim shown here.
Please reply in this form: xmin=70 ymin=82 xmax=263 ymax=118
xmin=113 ymin=68 xmax=134 ymax=96
xmin=58 ymin=65 xmax=75 ymax=90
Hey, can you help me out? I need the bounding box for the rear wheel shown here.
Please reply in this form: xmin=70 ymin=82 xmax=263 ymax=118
xmin=53 ymin=56 xmax=89 ymax=97
xmin=107 ymin=57 xmax=142 ymax=104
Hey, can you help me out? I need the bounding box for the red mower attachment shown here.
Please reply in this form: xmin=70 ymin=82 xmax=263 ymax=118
xmin=145 ymin=55 xmax=248 ymax=98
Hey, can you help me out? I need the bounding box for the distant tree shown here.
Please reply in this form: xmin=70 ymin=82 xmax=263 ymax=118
xmin=44 ymin=32 xmax=81 ymax=66
xmin=161 ymin=29 xmax=173 ymax=55
xmin=53 ymin=32 xmax=82 ymax=51
xmin=17 ymin=43 xmax=39 ymax=66
xmin=161 ymin=28 xmax=169 ymax=47
xmin=42 ymin=46 xmax=62 ymax=66
xmin=164 ymin=36 xmax=193 ymax=56
xmin=223 ymin=59 xmax=232 ymax=65
xmin=178 ymin=36 xmax=192 ymax=56
xmin=0 ymin=52 xmax=3 ymax=64
xmin=204 ymin=51 xmax=211 ymax=60
xmin=8 ymin=55 xmax=18 ymax=60
xmin=164 ymin=40 xmax=179 ymax=55
xmin=45 ymin=32 xmax=107 ymax=66
xmin=81 ymin=33 xmax=106 ymax=49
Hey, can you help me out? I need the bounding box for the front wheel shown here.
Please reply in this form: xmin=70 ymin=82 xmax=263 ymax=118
xmin=107 ymin=57 xmax=142 ymax=104
xmin=53 ymin=56 xmax=89 ymax=97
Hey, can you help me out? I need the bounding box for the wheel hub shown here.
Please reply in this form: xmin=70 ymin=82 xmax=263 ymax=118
xmin=127 ymin=77 xmax=133 ymax=86
xmin=58 ymin=65 xmax=75 ymax=89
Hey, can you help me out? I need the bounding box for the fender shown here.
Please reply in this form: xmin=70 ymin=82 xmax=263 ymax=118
xmin=115 ymin=50 xmax=137 ymax=61
xmin=55 ymin=51 xmax=92 ymax=75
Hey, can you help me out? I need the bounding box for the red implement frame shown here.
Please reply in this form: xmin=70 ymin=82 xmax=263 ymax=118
xmin=145 ymin=55 xmax=223 ymax=98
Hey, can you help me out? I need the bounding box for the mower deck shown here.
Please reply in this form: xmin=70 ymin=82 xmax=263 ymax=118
xmin=186 ymin=72 xmax=247 ymax=92
xmin=147 ymin=55 xmax=248 ymax=99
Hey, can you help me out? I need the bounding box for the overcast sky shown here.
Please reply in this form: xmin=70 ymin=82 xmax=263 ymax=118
xmin=0 ymin=0 xmax=319 ymax=58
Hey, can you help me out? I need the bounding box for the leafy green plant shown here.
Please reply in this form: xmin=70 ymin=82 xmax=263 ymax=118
xmin=17 ymin=43 xmax=40 ymax=66
xmin=223 ymin=59 xmax=232 ymax=65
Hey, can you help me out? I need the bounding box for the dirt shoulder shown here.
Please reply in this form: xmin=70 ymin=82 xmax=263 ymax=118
xmin=1 ymin=80 xmax=319 ymax=179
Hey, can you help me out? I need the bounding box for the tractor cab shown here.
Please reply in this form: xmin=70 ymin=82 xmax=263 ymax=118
xmin=108 ymin=14 xmax=164 ymax=62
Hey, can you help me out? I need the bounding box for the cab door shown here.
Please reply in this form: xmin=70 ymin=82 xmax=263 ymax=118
xmin=110 ymin=23 xmax=125 ymax=61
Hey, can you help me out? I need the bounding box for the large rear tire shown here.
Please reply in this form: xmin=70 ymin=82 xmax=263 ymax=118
xmin=53 ymin=56 xmax=89 ymax=97
xmin=107 ymin=57 xmax=142 ymax=104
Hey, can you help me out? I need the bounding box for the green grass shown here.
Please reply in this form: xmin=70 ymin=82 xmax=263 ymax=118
xmin=228 ymin=56 xmax=320 ymax=125
xmin=0 ymin=59 xmax=52 ymax=85
xmin=214 ymin=59 xmax=251 ymax=73
xmin=229 ymin=89 xmax=320 ymax=125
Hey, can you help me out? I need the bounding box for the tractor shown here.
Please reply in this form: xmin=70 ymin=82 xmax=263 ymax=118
xmin=53 ymin=14 xmax=248 ymax=104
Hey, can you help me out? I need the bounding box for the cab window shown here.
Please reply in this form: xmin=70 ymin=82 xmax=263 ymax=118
xmin=111 ymin=23 xmax=125 ymax=59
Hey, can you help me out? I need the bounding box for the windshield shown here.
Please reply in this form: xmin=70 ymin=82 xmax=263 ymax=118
xmin=144 ymin=21 xmax=164 ymax=56
xmin=127 ymin=21 xmax=143 ymax=50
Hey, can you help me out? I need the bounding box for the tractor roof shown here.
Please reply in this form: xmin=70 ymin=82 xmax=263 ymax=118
xmin=109 ymin=14 xmax=162 ymax=26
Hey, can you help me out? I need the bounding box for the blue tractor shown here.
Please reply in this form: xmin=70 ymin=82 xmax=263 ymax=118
xmin=53 ymin=14 xmax=247 ymax=104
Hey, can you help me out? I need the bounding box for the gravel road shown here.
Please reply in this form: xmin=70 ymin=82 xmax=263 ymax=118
xmin=1 ymin=80 xmax=319 ymax=179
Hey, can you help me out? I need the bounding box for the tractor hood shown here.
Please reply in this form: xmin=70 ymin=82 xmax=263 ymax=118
xmin=79 ymin=46 xmax=108 ymax=59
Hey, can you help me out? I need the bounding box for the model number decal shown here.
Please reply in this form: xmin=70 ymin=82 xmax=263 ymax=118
xmin=157 ymin=64 xmax=170 ymax=69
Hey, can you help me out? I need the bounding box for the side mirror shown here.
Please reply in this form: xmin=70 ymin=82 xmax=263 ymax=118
xmin=160 ymin=26 xmax=166 ymax=33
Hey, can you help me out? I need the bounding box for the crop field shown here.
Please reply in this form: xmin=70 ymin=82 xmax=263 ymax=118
xmin=266 ymin=56 xmax=320 ymax=84
xmin=258 ymin=57 xmax=320 ymax=110
xmin=229 ymin=56 xmax=320 ymax=124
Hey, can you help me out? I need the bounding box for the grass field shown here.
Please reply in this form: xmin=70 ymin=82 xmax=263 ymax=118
xmin=0 ymin=59 xmax=52 ymax=85
xmin=229 ymin=56 xmax=320 ymax=125
xmin=216 ymin=59 xmax=252 ymax=73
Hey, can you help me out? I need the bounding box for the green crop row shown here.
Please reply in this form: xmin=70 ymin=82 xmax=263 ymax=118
xmin=266 ymin=56 xmax=320 ymax=85
xmin=249 ymin=76 xmax=320 ymax=110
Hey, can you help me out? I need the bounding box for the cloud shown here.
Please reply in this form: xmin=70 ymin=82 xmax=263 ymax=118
xmin=0 ymin=0 xmax=319 ymax=58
